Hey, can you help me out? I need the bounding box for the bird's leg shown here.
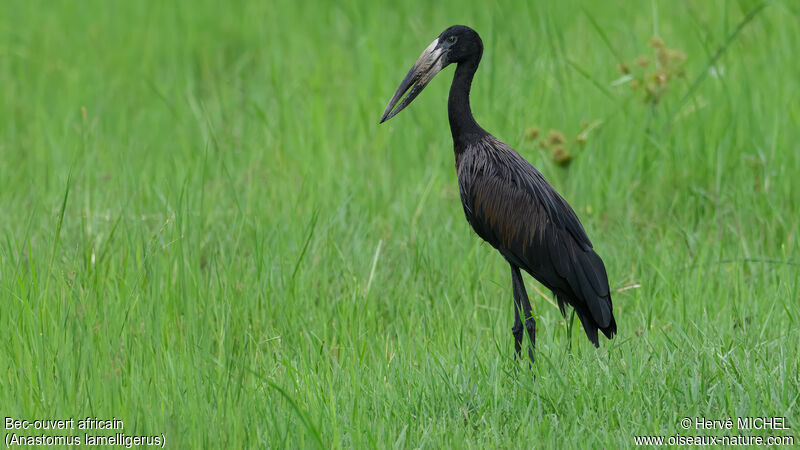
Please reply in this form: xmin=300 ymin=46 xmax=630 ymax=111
xmin=510 ymin=264 xmax=535 ymax=365
xmin=512 ymin=306 xmax=523 ymax=357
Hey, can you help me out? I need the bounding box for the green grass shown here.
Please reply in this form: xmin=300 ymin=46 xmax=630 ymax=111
xmin=1 ymin=0 xmax=798 ymax=447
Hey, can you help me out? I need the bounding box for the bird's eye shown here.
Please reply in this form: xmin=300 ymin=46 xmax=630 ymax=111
xmin=448 ymin=36 xmax=456 ymax=43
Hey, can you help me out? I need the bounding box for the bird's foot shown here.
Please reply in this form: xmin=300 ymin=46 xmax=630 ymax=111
xmin=512 ymin=321 xmax=536 ymax=366
xmin=524 ymin=319 xmax=536 ymax=366
xmin=512 ymin=322 xmax=524 ymax=356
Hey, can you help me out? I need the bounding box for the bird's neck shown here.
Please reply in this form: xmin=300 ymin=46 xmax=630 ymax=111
xmin=448 ymin=55 xmax=484 ymax=151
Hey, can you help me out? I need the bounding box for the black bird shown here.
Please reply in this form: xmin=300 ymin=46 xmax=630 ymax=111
xmin=380 ymin=25 xmax=616 ymax=363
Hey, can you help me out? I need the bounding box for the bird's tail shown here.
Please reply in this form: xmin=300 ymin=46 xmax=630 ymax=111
xmin=571 ymin=248 xmax=617 ymax=347
xmin=559 ymin=294 xmax=617 ymax=348
xmin=577 ymin=305 xmax=617 ymax=347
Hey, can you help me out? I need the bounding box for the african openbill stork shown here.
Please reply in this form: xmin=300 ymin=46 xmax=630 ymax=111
xmin=379 ymin=25 xmax=617 ymax=364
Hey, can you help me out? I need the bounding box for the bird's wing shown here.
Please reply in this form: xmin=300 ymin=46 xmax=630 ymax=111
xmin=458 ymin=138 xmax=613 ymax=329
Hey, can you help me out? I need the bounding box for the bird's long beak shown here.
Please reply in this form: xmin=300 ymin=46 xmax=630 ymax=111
xmin=380 ymin=38 xmax=446 ymax=123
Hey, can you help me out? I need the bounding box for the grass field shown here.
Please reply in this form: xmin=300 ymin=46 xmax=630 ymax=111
xmin=2 ymin=0 xmax=799 ymax=447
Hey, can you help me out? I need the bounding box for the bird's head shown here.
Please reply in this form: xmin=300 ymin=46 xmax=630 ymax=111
xmin=379 ymin=25 xmax=482 ymax=123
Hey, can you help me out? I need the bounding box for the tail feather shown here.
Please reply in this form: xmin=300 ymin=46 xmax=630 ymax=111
xmin=558 ymin=291 xmax=617 ymax=347
xmin=573 ymin=250 xmax=613 ymax=328
xmin=600 ymin=313 xmax=617 ymax=339
xmin=575 ymin=309 xmax=600 ymax=348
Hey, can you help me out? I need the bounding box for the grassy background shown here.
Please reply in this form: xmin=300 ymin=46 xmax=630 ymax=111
xmin=1 ymin=0 xmax=798 ymax=447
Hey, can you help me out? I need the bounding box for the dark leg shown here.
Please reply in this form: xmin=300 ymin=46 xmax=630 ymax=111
xmin=510 ymin=263 xmax=536 ymax=364
xmin=512 ymin=306 xmax=523 ymax=356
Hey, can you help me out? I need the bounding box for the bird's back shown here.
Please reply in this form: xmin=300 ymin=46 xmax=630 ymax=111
xmin=455 ymin=134 xmax=617 ymax=345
